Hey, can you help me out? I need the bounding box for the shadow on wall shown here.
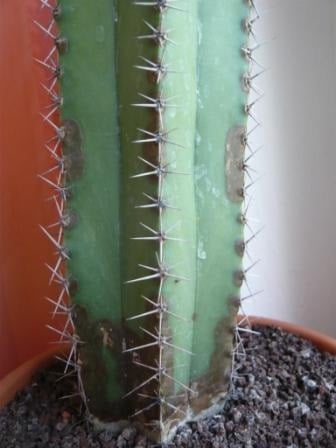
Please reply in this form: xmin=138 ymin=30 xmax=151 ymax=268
xmin=243 ymin=0 xmax=336 ymax=337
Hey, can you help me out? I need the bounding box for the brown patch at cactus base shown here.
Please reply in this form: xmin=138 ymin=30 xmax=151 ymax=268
xmin=188 ymin=314 xmax=234 ymax=416
xmin=71 ymin=294 xmax=178 ymax=426
xmin=71 ymin=305 xmax=129 ymax=420
xmin=72 ymin=302 xmax=237 ymax=441
xmin=137 ymin=311 xmax=237 ymax=442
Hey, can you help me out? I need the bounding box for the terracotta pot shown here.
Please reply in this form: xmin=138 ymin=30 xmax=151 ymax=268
xmin=0 ymin=0 xmax=66 ymax=378
xmin=1 ymin=316 xmax=336 ymax=410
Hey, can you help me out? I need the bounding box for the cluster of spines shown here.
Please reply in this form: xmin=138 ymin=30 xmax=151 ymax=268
xmin=123 ymin=0 xmax=193 ymax=428
xmin=34 ymin=0 xmax=87 ymax=406
xmin=231 ymin=0 xmax=265 ymax=382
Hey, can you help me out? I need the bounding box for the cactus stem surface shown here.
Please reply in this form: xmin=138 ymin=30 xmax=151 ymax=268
xmin=32 ymin=0 xmax=264 ymax=442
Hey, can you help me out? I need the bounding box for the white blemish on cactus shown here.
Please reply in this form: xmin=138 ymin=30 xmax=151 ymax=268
xmin=197 ymin=240 xmax=206 ymax=260
xmin=95 ymin=26 xmax=105 ymax=43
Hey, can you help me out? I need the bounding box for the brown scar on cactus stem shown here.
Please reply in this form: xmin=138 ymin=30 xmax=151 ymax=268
xmin=61 ymin=119 xmax=85 ymax=182
xmin=189 ymin=315 xmax=235 ymax=415
xmin=71 ymin=304 xmax=130 ymax=421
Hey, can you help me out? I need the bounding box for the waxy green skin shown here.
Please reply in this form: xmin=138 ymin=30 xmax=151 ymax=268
xmin=57 ymin=0 xmax=249 ymax=442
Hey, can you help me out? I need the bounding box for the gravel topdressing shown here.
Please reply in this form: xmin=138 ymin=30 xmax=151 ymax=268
xmin=1 ymin=325 xmax=336 ymax=447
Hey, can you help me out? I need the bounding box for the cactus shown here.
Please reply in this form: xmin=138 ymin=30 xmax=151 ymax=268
xmin=32 ymin=0 xmax=256 ymax=443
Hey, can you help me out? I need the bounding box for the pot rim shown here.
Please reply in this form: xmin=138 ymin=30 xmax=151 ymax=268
xmin=243 ymin=315 xmax=336 ymax=355
xmin=0 ymin=345 xmax=68 ymax=409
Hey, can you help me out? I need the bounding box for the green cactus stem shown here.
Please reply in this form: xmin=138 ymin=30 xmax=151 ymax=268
xmin=42 ymin=0 xmax=252 ymax=443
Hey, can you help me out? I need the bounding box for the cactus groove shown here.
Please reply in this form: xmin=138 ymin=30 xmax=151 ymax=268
xmin=38 ymin=0 xmax=252 ymax=443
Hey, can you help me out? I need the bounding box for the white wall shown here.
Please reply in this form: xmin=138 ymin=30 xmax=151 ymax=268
xmin=243 ymin=0 xmax=336 ymax=337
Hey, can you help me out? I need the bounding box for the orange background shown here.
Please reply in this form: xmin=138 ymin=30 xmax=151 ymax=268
xmin=0 ymin=0 xmax=64 ymax=378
